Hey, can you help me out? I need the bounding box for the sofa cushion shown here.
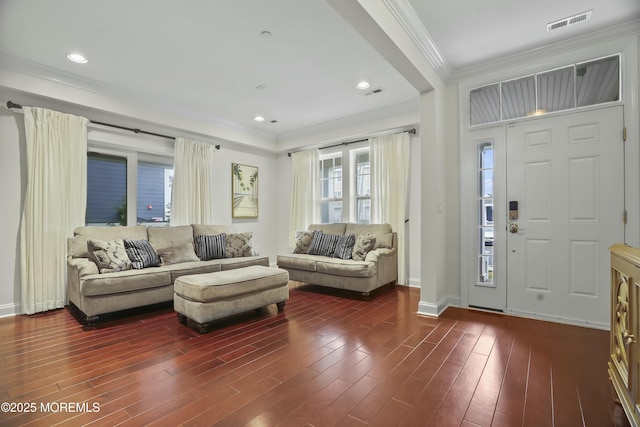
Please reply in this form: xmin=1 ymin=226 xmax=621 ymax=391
xmin=333 ymin=233 xmax=356 ymax=260
xmin=192 ymin=224 xmax=234 ymax=236
xmin=80 ymin=267 xmax=172 ymax=296
xmin=87 ymin=239 xmax=132 ymax=273
xmin=309 ymin=223 xmax=346 ymax=235
xmin=157 ymin=243 xmax=199 ymax=265
xmin=164 ymin=259 xmax=223 ymax=282
xmin=316 ymin=258 xmax=376 ymax=278
xmin=124 ymin=239 xmax=161 ymax=269
xmin=292 ymin=230 xmax=316 ymax=254
xmin=352 ymin=231 xmax=376 ymax=261
xmin=346 ymin=223 xmax=393 ymax=249
xmin=70 ymin=225 xmax=148 ymax=258
xmin=194 ymin=234 xmax=226 ymax=260
xmin=276 ymin=254 xmax=318 ymax=272
xmin=148 ymin=225 xmax=193 ymax=251
xmin=173 ymin=266 xmax=289 ymax=303
xmin=307 ymin=231 xmax=341 ymax=257
xmin=219 ymin=256 xmax=270 ymax=270
xmin=225 ymin=232 xmax=254 ymax=257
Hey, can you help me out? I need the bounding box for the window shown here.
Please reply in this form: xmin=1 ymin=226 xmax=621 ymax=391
xmin=576 ymin=55 xmax=620 ymax=107
xmin=478 ymin=142 xmax=494 ymax=285
xmin=501 ymin=75 xmax=535 ymax=121
xmin=319 ymin=143 xmax=371 ymax=224
xmin=320 ymin=154 xmax=343 ymax=223
xmin=86 ymin=153 xmax=127 ymax=225
xmin=353 ymin=149 xmax=371 ymax=224
xmin=537 ymin=66 xmax=574 ymax=113
xmin=470 ymin=84 xmax=500 ymax=126
xmin=137 ymin=161 xmax=173 ymax=224
xmin=86 ymin=131 xmax=174 ymax=226
xmin=470 ymin=54 xmax=621 ymax=126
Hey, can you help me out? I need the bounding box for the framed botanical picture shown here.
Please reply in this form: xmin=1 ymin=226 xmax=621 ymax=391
xmin=231 ymin=163 xmax=258 ymax=218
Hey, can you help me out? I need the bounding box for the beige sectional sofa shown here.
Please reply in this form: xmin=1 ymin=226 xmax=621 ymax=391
xmin=276 ymin=223 xmax=397 ymax=299
xmin=66 ymin=224 xmax=268 ymax=326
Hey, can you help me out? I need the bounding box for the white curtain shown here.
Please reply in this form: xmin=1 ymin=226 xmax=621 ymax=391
xmin=170 ymin=138 xmax=217 ymax=225
xmin=21 ymin=107 xmax=89 ymax=314
xmin=289 ymin=149 xmax=320 ymax=245
xmin=370 ymin=132 xmax=410 ymax=284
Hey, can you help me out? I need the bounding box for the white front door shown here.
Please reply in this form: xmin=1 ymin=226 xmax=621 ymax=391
xmin=505 ymin=106 xmax=624 ymax=327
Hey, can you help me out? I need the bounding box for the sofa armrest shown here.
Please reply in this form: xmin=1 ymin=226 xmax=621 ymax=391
xmin=67 ymin=257 xmax=98 ymax=308
xmin=365 ymin=247 xmax=396 ymax=263
xmin=68 ymin=257 xmax=99 ymax=278
xmin=366 ymin=247 xmax=398 ymax=286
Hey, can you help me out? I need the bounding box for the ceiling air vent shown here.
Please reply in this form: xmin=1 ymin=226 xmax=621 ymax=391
xmin=364 ymin=88 xmax=384 ymax=96
xmin=547 ymin=10 xmax=592 ymax=31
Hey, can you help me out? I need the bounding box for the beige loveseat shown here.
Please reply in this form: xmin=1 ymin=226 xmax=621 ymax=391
xmin=276 ymin=223 xmax=397 ymax=299
xmin=67 ymin=224 xmax=268 ymax=326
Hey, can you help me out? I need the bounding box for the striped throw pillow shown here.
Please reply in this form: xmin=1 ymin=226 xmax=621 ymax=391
xmin=333 ymin=233 xmax=356 ymax=260
xmin=195 ymin=234 xmax=226 ymax=260
xmin=123 ymin=239 xmax=160 ymax=269
xmin=307 ymin=231 xmax=341 ymax=257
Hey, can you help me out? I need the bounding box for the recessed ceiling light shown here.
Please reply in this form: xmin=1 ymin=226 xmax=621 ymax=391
xmin=261 ymin=31 xmax=272 ymax=38
xmin=254 ymin=116 xmax=265 ymax=122
xmin=356 ymin=81 xmax=371 ymax=90
xmin=66 ymin=53 xmax=88 ymax=64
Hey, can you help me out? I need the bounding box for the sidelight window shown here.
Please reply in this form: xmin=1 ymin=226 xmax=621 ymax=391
xmin=478 ymin=142 xmax=494 ymax=285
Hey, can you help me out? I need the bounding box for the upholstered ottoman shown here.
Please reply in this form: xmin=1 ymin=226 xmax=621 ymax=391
xmin=173 ymin=265 xmax=289 ymax=333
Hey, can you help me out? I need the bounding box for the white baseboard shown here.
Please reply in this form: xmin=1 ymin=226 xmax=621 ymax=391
xmin=416 ymin=294 xmax=460 ymax=318
xmin=0 ymin=303 xmax=19 ymax=318
xmin=504 ymin=308 xmax=609 ymax=331
xmin=406 ymin=277 xmax=421 ymax=288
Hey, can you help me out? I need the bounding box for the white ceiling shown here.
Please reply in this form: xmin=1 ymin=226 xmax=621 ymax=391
xmin=0 ymin=0 xmax=638 ymax=142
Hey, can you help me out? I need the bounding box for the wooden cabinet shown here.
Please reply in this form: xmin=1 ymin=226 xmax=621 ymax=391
xmin=610 ymin=243 xmax=640 ymax=426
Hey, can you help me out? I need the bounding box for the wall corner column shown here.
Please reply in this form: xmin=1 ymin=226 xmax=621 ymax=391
xmin=417 ymin=88 xmax=448 ymax=317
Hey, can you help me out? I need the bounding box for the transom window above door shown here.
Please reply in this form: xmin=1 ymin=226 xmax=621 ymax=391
xmin=470 ymin=54 xmax=620 ymax=126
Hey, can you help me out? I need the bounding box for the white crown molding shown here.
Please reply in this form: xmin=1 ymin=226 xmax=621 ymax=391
xmin=276 ymin=100 xmax=419 ymax=152
xmin=0 ymin=53 xmax=278 ymax=150
xmin=382 ymin=0 xmax=452 ymax=83
xmin=450 ymin=18 xmax=640 ymax=83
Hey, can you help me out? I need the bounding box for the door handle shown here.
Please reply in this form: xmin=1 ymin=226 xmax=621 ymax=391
xmin=509 ymin=223 xmax=524 ymax=233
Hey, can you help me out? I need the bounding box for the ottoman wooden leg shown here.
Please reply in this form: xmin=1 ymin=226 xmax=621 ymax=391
xmin=276 ymin=301 xmax=285 ymax=312
xmin=177 ymin=313 xmax=187 ymax=325
xmin=196 ymin=322 xmax=210 ymax=334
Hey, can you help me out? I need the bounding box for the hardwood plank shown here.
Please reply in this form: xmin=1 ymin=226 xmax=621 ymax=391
xmin=316 ymin=374 xmax=381 ymax=426
xmin=429 ymin=352 xmax=488 ymax=426
xmin=493 ymin=334 xmax=530 ymax=425
xmin=522 ymin=343 xmax=553 ymax=427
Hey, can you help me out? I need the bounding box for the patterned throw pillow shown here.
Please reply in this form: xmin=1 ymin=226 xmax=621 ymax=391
xmin=292 ymin=230 xmax=316 ymax=254
xmin=333 ymin=233 xmax=356 ymax=260
xmin=157 ymin=243 xmax=199 ymax=265
xmin=87 ymin=238 xmax=132 ymax=273
xmin=225 ymin=232 xmax=254 ymax=257
xmin=352 ymin=231 xmax=376 ymax=261
xmin=194 ymin=234 xmax=226 ymax=260
xmin=123 ymin=239 xmax=160 ymax=269
xmin=307 ymin=231 xmax=341 ymax=257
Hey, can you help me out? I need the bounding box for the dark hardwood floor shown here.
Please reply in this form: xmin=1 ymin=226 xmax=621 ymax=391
xmin=0 ymin=283 xmax=626 ymax=426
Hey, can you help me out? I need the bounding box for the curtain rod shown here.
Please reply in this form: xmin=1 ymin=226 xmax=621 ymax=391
xmin=287 ymin=128 xmax=416 ymax=157
xmin=6 ymin=100 xmax=221 ymax=149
